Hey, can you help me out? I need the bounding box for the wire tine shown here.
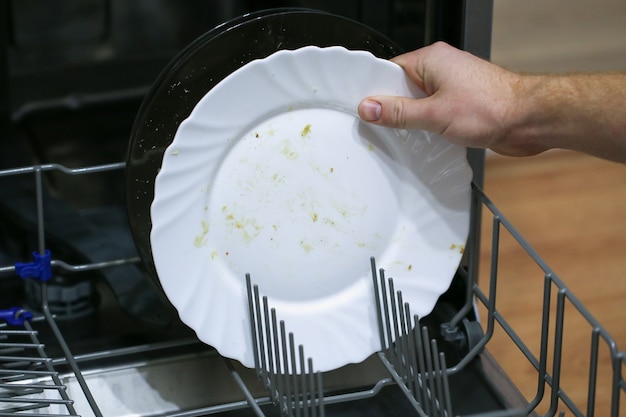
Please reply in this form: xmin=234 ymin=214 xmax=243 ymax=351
xmin=263 ymin=297 xmax=275 ymax=392
xmin=439 ymin=352 xmax=453 ymax=417
xmin=387 ymin=278 xmax=402 ymax=367
xmin=370 ymin=258 xmax=387 ymax=351
xmin=271 ymin=310 xmax=284 ymax=410
xmin=0 ymin=356 xmax=50 ymax=364
xmin=254 ymin=284 xmax=268 ymax=380
xmin=280 ymin=322 xmax=292 ymax=415
xmin=422 ymin=326 xmax=437 ymax=416
xmin=0 ymin=391 xmax=73 ymax=404
xmin=379 ymin=269 xmax=393 ymax=352
xmin=0 ymin=342 xmax=45 ymax=350
xmin=316 ymin=371 xmax=325 ymax=417
xmin=307 ymin=358 xmax=317 ymax=417
xmin=246 ymin=275 xmax=261 ymax=375
xmin=397 ymin=300 xmax=410 ymax=388
xmin=404 ymin=304 xmax=420 ymax=400
xmin=431 ymin=340 xmax=445 ymax=417
xmin=0 ymin=382 xmax=61 ymax=391
xmin=289 ymin=333 xmax=301 ymax=417
xmin=299 ymin=345 xmax=309 ymax=417
xmin=0 ymin=403 xmax=64 ymax=414
xmin=0 ymin=329 xmax=40 ymax=336
xmin=413 ymin=315 xmax=429 ymax=413
xmin=397 ymin=293 xmax=412 ymax=382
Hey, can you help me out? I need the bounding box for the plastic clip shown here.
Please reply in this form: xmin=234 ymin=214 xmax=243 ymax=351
xmin=15 ymin=250 xmax=52 ymax=282
xmin=0 ymin=307 xmax=33 ymax=326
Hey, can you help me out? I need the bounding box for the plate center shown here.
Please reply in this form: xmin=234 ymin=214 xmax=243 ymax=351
xmin=207 ymin=107 xmax=400 ymax=301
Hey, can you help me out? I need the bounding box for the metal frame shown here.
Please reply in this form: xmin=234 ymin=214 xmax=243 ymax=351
xmin=0 ymin=161 xmax=623 ymax=417
xmin=469 ymin=185 xmax=626 ymax=417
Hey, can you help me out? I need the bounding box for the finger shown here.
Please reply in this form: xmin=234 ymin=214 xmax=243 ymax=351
xmin=390 ymin=51 xmax=426 ymax=92
xmin=390 ymin=42 xmax=454 ymax=92
xmin=389 ymin=51 xmax=414 ymax=67
xmin=358 ymin=95 xmax=448 ymax=133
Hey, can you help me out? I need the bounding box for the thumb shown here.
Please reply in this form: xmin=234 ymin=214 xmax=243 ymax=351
xmin=358 ymin=96 xmax=446 ymax=133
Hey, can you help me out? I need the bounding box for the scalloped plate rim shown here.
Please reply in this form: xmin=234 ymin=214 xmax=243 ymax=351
xmin=150 ymin=45 xmax=472 ymax=372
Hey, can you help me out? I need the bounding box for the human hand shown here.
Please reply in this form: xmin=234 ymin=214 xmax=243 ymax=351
xmin=358 ymin=42 xmax=548 ymax=157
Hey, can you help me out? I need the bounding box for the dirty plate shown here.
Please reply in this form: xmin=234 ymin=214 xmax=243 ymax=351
xmin=150 ymin=46 xmax=472 ymax=372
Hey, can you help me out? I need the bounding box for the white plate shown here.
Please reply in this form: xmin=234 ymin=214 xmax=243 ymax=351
xmin=150 ymin=46 xmax=472 ymax=372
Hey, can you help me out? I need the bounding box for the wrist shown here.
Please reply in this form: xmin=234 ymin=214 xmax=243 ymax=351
xmin=492 ymin=73 xmax=554 ymax=157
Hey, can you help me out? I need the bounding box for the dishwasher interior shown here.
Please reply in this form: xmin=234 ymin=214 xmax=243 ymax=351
xmin=1 ymin=1 xmax=625 ymax=416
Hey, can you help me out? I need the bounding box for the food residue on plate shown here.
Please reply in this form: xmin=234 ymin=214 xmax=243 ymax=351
xmin=223 ymin=207 xmax=262 ymax=243
xmin=299 ymin=240 xmax=313 ymax=253
xmin=449 ymin=243 xmax=465 ymax=254
xmin=271 ymin=172 xmax=286 ymax=183
xmin=301 ymin=124 xmax=312 ymax=137
xmin=322 ymin=217 xmax=336 ymax=227
xmin=193 ymin=220 xmax=209 ymax=247
xmin=298 ymin=236 xmax=329 ymax=253
xmin=280 ymin=140 xmax=298 ymax=160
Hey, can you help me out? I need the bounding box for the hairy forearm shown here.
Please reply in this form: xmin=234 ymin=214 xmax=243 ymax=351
xmin=511 ymin=72 xmax=626 ymax=163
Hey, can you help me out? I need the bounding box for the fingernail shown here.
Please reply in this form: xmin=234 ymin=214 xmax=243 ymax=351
xmin=359 ymin=100 xmax=382 ymax=121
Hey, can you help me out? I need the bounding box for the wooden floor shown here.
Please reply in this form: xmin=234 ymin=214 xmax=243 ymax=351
xmin=477 ymin=150 xmax=626 ymax=415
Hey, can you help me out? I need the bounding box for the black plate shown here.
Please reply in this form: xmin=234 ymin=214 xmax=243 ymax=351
xmin=126 ymin=8 xmax=403 ymax=282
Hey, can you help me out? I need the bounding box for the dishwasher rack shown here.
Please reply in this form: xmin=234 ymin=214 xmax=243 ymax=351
xmin=0 ymin=161 xmax=624 ymax=417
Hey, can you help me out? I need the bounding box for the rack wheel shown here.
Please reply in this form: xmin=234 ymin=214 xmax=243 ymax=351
xmin=461 ymin=318 xmax=485 ymax=354
xmin=441 ymin=318 xmax=485 ymax=355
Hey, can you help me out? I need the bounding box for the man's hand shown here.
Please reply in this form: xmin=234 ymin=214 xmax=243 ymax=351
xmin=358 ymin=41 xmax=626 ymax=163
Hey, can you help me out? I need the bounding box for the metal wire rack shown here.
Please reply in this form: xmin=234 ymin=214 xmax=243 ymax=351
xmin=0 ymin=161 xmax=624 ymax=417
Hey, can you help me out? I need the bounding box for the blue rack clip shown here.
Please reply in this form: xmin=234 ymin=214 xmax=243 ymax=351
xmin=0 ymin=307 xmax=33 ymax=326
xmin=15 ymin=250 xmax=52 ymax=282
